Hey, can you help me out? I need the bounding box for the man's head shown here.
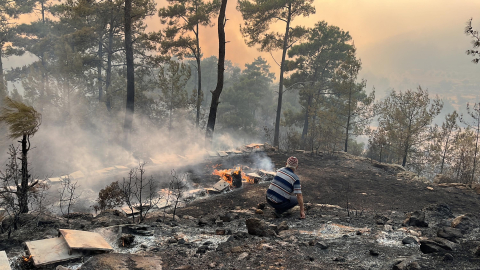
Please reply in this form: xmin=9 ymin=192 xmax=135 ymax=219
xmin=286 ymin=156 xmax=299 ymax=171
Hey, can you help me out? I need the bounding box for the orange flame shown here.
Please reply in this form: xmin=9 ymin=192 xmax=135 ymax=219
xmin=23 ymin=255 xmax=32 ymax=262
xmin=212 ymin=167 xmax=256 ymax=185
xmin=212 ymin=168 xmax=234 ymax=185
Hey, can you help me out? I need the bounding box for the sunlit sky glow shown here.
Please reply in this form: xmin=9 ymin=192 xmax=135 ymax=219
xmin=7 ymin=0 xmax=480 ymax=111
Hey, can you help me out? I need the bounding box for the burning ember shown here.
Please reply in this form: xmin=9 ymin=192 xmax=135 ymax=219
xmin=22 ymin=255 xmax=32 ymax=262
xmin=212 ymin=167 xmax=256 ymax=186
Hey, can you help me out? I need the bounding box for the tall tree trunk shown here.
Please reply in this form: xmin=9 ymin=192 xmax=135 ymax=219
xmin=0 ymin=47 xmax=6 ymax=99
xmin=402 ymin=142 xmax=409 ymax=167
xmin=440 ymin=136 xmax=450 ymax=174
xmin=195 ymin=23 xmax=202 ymax=127
xmin=97 ymin=32 xmax=103 ymax=101
xmin=344 ymin=85 xmax=352 ymax=152
xmin=273 ymin=2 xmax=292 ymax=148
xmin=301 ymin=96 xmax=311 ymax=149
xmin=19 ymin=134 xmax=29 ymax=213
xmin=105 ymin=25 xmax=114 ymax=111
xmin=472 ymin=121 xmax=480 ymax=183
xmin=40 ymin=0 xmax=47 ymax=111
xmin=205 ymin=0 xmax=227 ymax=148
xmin=123 ymin=0 xmax=134 ymax=148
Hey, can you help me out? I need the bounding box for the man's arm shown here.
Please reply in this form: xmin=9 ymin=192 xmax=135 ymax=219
xmin=296 ymin=193 xmax=305 ymax=219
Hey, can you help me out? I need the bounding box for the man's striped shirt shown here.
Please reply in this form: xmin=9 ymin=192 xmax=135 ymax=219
xmin=266 ymin=167 xmax=301 ymax=203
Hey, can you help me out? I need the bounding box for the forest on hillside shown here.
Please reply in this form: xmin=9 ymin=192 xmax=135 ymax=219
xmin=0 ymin=0 xmax=479 ymax=185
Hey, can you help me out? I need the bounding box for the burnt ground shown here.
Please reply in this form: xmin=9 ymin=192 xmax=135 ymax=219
xmin=180 ymin=152 xmax=480 ymax=216
xmin=3 ymin=151 xmax=480 ymax=270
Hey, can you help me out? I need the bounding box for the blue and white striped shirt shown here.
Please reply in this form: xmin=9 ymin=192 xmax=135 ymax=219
xmin=266 ymin=167 xmax=301 ymax=203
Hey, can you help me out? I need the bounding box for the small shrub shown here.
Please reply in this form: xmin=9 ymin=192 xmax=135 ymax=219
xmin=94 ymin=181 xmax=124 ymax=213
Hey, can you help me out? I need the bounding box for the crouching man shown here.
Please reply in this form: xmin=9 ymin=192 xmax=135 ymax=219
xmin=266 ymin=156 xmax=305 ymax=219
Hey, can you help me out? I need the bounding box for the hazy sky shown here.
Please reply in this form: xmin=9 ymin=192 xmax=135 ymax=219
xmin=6 ymin=0 xmax=480 ymax=112
xmin=146 ymin=0 xmax=480 ymax=112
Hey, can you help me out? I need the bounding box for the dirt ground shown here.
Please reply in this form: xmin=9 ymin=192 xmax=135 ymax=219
xmin=177 ymin=152 xmax=480 ymax=217
xmin=3 ymin=151 xmax=480 ymax=270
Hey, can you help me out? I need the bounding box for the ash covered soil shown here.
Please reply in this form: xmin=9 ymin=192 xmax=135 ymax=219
xmin=3 ymin=152 xmax=480 ymax=270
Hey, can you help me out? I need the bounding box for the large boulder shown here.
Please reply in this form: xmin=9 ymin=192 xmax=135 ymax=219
xmin=245 ymin=218 xmax=276 ymax=237
xmin=420 ymin=238 xmax=455 ymax=254
xmin=437 ymin=227 xmax=463 ymax=243
xmin=403 ymin=211 xmax=428 ymax=227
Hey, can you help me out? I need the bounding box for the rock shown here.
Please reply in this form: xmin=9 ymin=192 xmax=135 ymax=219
xmin=375 ymin=214 xmax=389 ymax=225
xmin=79 ymin=253 xmax=162 ymax=270
xmin=208 ymin=262 xmax=216 ymax=268
xmin=245 ymin=218 xmax=276 ymax=237
xmin=315 ymin=241 xmax=328 ymax=249
xmin=384 ymin=225 xmax=393 ymax=231
xmin=257 ymin=203 xmax=266 ymax=209
xmin=120 ymin=234 xmax=135 ymax=247
xmin=369 ymin=249 xmax=379 ymax=256
xmin=215 ymin=220 xmax=224 ymax=227
xmin=255 ymin=209 xmax=264 ymax=215
xmin=437 ymin=227 xmax=463 ymax=242
xmin=333 ymin=257 xmax=345 ymax=262
xmin=56 ymin=266 xmax=69 ymax=270
xmin=268 ymin=223 xmax=278 ymax=234
xmin=260 ymin=243 xmax=274 ymax=250
xmin=167 ymin=238 xmax=177 ymax=244
xmin=231 ymin=246 xmax=243 ymax=253
xmin=177 ymin=238 xmax=186 ymax=245
xmin=198 ymin=218 xmax=209 ymax=227
xmin=431 ymin=237 xmax=455 ymax=250
xmin=237 ymin=252 xmax=249 ymax=260
xmin=196 ymin=245 xmax=208 ymax=254
xmin=402 ymin=237 xmax=418 ymax=245
xmin=219 ymin=213 xmax=233 ymax=222
xmin=419 ymin=238 xmax=455 ymax=254
xmin=443 ymin=253 xmax=454 ymax=261
xmin=474 ymin=245 xmax=480 ymax=256
xmin=216 ymin=229 xmax=226 ymax=235
xmin=403 ymin=211 xmax=428 ymax=227
xmin=420 ymin=240 xmax=442 ymax=254
xmin=392 ymin=256 xmax=420 ymax=270
xmin=451 ymin=214 xmax=477 ymax=233
xmin=278 ymin=221 xmax=289 ymax=231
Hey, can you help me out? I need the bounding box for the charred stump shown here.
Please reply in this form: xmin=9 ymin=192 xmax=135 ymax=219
xmin=232 ymin=170 xmax=242 ymax=188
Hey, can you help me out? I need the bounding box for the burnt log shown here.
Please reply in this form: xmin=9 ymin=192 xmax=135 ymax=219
xmin=232 ymin=171 xmax=242 ymax=188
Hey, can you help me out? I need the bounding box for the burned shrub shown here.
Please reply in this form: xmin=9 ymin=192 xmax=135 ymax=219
xmin=94 ymin=181 xmax=124 ymax=213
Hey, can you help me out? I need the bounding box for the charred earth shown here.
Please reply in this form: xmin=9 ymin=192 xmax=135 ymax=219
xmin=2 ymin=152 xmax=480 ymax=270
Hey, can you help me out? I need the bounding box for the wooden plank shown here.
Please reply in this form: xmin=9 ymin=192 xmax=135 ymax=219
xmin=59 ymin=229 xmax=113 ymax=251
xmin=208 ymin=151 xmax=219 ymax=157
xmin=217 ymin=151 xmax=228 ymax=157
xmin=213 ymin=180 xmax=230 ymax=192
xmin=25 ymin=237 xmax=82 ymax=267
xmin=48 ymin=177 xmax=63 ymax=184
xmin=121 ymin=206 xmax=139 ymax=216
xmin=0 ymin=250 xmax=11 ymax=270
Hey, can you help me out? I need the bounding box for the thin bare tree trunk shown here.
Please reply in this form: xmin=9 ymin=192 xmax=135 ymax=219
xmin=273 ymin=2 xmax=292 ymax=148
xmin=205 ymin=0 xmax=227 ymax=148
xmin=123 ymin=0 xmax=134 ymax=148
